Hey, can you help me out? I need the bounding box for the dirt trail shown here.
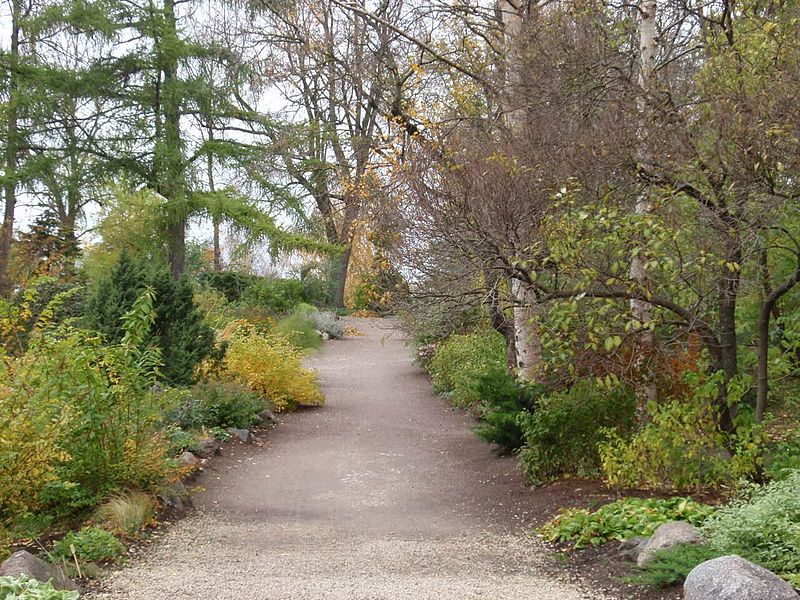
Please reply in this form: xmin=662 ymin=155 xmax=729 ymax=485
xmin=89 ymin=318 xmax=607 ymax=599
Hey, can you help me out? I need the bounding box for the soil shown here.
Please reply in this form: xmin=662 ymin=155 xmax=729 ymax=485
xmin=85 ymin=317 xmax=678 ymax=599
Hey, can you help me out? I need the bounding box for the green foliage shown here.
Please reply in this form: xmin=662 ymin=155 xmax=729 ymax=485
xmin=764 ymin=430 xmax=800 ymax=481
xmin=540 ymin=497 xmax=715 ymax=549
xmin=631 ymin=544 xmax=723 ymax=588
xmin=599 ymin=373 xmax=762 ymax=491
xmin=473 ymin=365 xmax=541 ymax=453
xmin=428 ymin=329 xmax=507 ymax=408
xmin=52 ymin=527 xmax=125 ymax=564
xmin=273 ymin=308 xmax=322 ymax=350
xmin=518 ymin=379 xmax=636 ymax=484
xmin=168 ymin=382 xmax=266 ymax=430
xmin=85 ymin=252 xmax=215 ymax=386
xmin=241 ymin=277 xmax=305 ymax=314
xmin=702 ymin=470 xmax=800 ymax=577
xmin=0 ymin=575 xmax=79 ymax=600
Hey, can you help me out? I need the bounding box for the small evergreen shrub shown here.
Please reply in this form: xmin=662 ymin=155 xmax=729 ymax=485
xmin=428 ymin=329 xmax=506 ymax=408
xmin=52 ymin=527 xmax=125 ymax=563
xmin=518 ymin=379 xmax=636 ymax=484
xmin=0 ymin=575 xmax=79 ymax=600
xmin=631 ymin=544 xmax=723 ymax=588
xmin=473 ymin=365 xmax=541 ymax=453
xmin=540 ymin=497 xmax=714 ymax=548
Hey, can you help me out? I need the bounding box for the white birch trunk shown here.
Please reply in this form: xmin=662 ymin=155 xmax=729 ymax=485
xmin=498 ymin=0 xmax=544 ymax=381
xmin=631 ymin=0 xmax=658 ymax=406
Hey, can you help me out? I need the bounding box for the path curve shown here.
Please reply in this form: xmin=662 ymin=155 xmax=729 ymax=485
xmin=89 ymin=318 xmax=606 ymax=599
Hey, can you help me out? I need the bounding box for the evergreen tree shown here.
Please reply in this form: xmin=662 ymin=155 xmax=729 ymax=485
xmin=85 ymin=251 xmax=214 ymax=385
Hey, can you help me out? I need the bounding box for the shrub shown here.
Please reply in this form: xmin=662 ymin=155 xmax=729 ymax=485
xmin=428 ymin=329 xmax=506 ymax=408
xmin=702 ymin=470 xmax=800 ymax=577
xmin=518 ymin=379 xmax=636 ymax=484
xmin=0 ymin=575 xmax=79 ymax=600
xmin=631 ymin=544 xmax=723 ymax=588
xmin=168 ymin=382 xmax=266 ymax=430
xmin=85 ymin=252 xmax=215 ymax=386
xmin=52 ymin=527 xmax=125 ymax=564
xmin=222 ymin=322 xmax=324 ymax=411
xmin=540 ymin=497 xmax=715 ymax=548
xmin=273 ymin=308 xmax=322 ymax=351
xmin=94 ymin=491 xmax=155 ymax=536
xmin=599 ymin=374 xmax=763 ymax=491
xmin=241 ymin=278 xmax=305 ymax=314
xmin=473 ymin=365 xmax=541 ymax=453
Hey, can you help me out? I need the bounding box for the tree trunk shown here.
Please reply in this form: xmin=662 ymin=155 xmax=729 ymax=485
xmin=205 ymin=117 xmax=221 ymax=271
xmin=0 ymin=0 xmax=21 ymax=297
xmin=715 ymin=236 xmax=742 ymax=433
xmin=161 ymin=0 xmax=186 ymax=279
xmin=332 ymin=245 xmax=351 ymax=309
xmin=512 ymin=278 xmax=542 ymax=381
xmin=488 ymin=274 xmax=517 ymax=370
xmin=630 ymin=0 xmax=659 ymax=414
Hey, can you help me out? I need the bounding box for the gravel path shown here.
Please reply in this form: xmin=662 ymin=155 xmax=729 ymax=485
xmin=89 ymin=318 xmax=607 ymax=599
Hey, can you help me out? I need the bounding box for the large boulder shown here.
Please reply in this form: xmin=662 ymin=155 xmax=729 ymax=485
xmin=617 ymin=535 xmax=649 ymax=562
xmin=194 ymin=437 xmax=222 ymax=458
xmin=158 ymin=481 xmax=192 ymax=513
xmin=178 ymin=451 xmax=201 ymax=468
xmin=684 ymin=555 xmax=798 ymax=600
xmin=637 ymin=521 xmax=703 ymax=566
xmin=227 ymin=428 xmax=250 ymax=443
xmin=0 ymin=550 xmax=78 ymax=591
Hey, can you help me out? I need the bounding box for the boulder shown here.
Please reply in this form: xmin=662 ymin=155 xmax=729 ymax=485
xmin=227 ymin=428 xmax=250 ymax=443
xmin=157 ymin=481 xmax=192 ymax=513
xmin=637 ymin=521 xmax=703 ymax=566
xmin=178 ymin=451 xmax=200 ymax=467
xmin=685 ymin=555 xmax=798 ymax=600
xmin=0 ymin=550 xmax=78 ymax=591
xmin=616 ymin=536 xmax=649 ymax=562
xmin=194 ymin=437 xmax=222 ymax=458
xmin=321 ymin=332 xmax=331 ymax=341
xmin=256 ymin=409 xmax=278 ymax=425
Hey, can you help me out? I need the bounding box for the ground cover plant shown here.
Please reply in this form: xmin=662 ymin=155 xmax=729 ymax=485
xmin=540 ymin=497 xmax=715 ymax=549
xmin=0 ymin=576 xmax=79 ymax=600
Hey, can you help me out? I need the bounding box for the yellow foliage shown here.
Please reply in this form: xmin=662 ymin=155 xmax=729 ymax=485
xmin=0 ymin=379 xmax=70 ymax=519
xmin=221 ymin=321 xmax=324 ymax=411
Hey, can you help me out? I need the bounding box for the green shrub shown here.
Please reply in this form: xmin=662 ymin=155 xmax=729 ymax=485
xmin=241 ymin=278 xmax=305 ymax=314
xmin=85 ymin=252 xmax=215 ymax=386
xmin=631 ymin=544 xmax=723 ymax=588
xmin=168 ymin=382 xmax=266 ymax=430
xmin=273 ymin=308 xmax=322 ymax=350
xmin=518 ymin=379 xmax=636 ymax=484
xmin=52 ymin=527 xmax=125 ymax=563
xmin=765 ymin=430 xmax=800 ymax=481
xmin=540 ymin=497 xmax=714 ymax=548
xmin=0 ymin=575 xmax=79 ymax=600
xmin=473 ymin=365 xmax=541 ymax=453
xmin=428 ymin=329 xmax=506 ymax=408
xmin=702 ymin=470 xmax=800 ymax=577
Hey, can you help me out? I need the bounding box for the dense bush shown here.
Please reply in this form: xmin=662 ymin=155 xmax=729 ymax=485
xmin=540 ymin=497 xmax=714 ymax=548
xmin=273 ymin=307 xmax=322 ymax=350
xmin=473 ymin=365 xmax=541 ymax=453
xmin=52 ymin=527 xmax=125 ymax=563
xmin=222 ymin=322 xmax=324 ymax=411
xmin=428 ymin=329 xmax=506 ymax=408
xmin=599 ymin=374 xmax=762 ymax=491
xmin=0 ymin=575 xmax=79 ymax=600
xmin=168 ymin=382 xmax=266 ymax=430
xmin=0 ymin=291 xmax=171 ymax=524
xmin=518 ymin=379 xmax=636 ymax=484
xmin=702 ymin=470 xmax=800 ymax=578
xmin=241 ymin=278 xmax=306 ymax=314
xmin=85 ymin=252 xmax=215 ymax=385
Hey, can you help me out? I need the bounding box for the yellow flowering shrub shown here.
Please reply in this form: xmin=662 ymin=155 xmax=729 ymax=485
xmin=222 ymin=321 xmax=324 ymax=411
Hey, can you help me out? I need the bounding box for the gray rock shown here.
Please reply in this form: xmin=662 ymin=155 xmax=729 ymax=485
xmin=685 ymin=555 xmax=798 ymax=600
xmin=194 ymin=437 xmax=222 ymax=458
xmin=227 ymin=428 xmax=250 ymax=443
xmin=158 ymin=481 xmax=192 ymax=513
xmin=321 ymin=332 xmax=331 ymax=341
xmin=178 ymin=451 xmax=200 ymax=467
xmin=616 ymin=536 xmax=649 ymax=562
xmin=257 ymin=409 xmax=278 ymax=425
xmin=0 ymin=550 xmax=78 ymax=591
xmin=637 ymin=521 xmax=703 ymax=566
